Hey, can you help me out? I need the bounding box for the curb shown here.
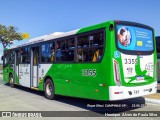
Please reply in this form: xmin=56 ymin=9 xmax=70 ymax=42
xmin=145 ymin=98 xmax=160 ymax=105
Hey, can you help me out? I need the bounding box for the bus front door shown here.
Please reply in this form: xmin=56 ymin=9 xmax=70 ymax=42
xmin=31 ymin=47 xmax=39 ymax=88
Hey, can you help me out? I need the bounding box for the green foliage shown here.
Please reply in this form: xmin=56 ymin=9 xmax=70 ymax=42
xmin=0 ymin=24 xmax=24 ymax=49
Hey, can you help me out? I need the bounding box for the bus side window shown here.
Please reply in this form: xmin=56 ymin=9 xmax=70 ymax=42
xmin=51 ymin=47 xmax=55 ymax=62
xmin=90 ymin=32 xmax=103 ymax=46
xmin=78 ymin=35 xmax=89 ymax=48
xmin=68 ymin=38 xmax=75 ymax=61
xmin=33 ymin=48 xmax=38 ymax=65
xmin=56 ymin=41 xmax=62 ymax=61
xmin=77 ymin=35 xmax=89 ymax=62
xmin=56 ymin=38 xmax=75 ymax=62
xmin=49 ymin=42 xmax=55 ymax=62
xmin=41 ymin=43 xmax=52 ymax=63
xmin=19 ymin=49 xmax=23 ymax=64
xmin=77 ymin=31 xmax=104 ymax=62
xmin=19 ymin=47 xmax=30 ymax=64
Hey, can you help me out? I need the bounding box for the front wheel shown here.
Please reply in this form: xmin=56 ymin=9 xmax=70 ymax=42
xmin=9 ymin=74 xmax=14 ymax=87
xmin=44 ymin=78 xmax=56 ymax=100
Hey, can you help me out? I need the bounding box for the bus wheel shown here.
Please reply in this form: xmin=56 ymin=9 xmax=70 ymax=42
xmin=9 ymin=74 xmax=14 ymax=87
xmin=44 ymin=78 xmax=55 ymax=100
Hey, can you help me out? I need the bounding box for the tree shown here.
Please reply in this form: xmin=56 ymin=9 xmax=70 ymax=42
xmin=0 ymin=24 xmax=25 ymax=49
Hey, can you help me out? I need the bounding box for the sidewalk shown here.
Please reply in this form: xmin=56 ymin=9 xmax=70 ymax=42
xmin=144 ymin=83 xmax=160 ymax=105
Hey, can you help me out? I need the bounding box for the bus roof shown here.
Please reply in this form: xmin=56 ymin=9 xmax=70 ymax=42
xmin=10 ymin=29 xmax=79 ymax=49
xmin=9 ymin=20 xmax=116 ymax=49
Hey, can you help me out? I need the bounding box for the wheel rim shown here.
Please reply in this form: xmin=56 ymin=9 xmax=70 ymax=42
xmin=46 ymin=83 xmax=53 ymax=96
xmin=10 ymin=77 xmax=13 ymax=84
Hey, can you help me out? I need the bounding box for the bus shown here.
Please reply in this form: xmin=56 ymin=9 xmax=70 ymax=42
xmin=2 ymin=20 xmax=157 ymax=101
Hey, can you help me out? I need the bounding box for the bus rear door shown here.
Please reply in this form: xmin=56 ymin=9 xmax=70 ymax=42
xmin=31 ymin=47 xmax=39 ymax=88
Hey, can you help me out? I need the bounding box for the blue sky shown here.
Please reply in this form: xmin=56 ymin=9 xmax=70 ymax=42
xmin=0 ymin=0 xmax=160 ymax=62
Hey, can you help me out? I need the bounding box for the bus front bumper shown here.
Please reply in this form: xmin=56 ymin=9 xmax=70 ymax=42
xmin=109 ymin=82 xmax=157 ymax=101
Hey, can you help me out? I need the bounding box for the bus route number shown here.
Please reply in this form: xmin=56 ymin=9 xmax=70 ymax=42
xmin=82 ymin=69 xmax=96 ymax=77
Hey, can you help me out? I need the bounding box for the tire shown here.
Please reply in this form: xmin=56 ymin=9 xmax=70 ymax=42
xmin=9 ymin=74 xmax=14 ymax=87
xmin=44 ymin=78 xmax=56 ymax=100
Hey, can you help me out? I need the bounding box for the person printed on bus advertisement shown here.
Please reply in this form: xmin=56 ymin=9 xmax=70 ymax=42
xmin=117 ymin=27 xmax=131 ymax=46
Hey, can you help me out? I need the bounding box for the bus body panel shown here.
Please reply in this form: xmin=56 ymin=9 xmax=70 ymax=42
xmin=109 ymin=81 xmax=157 ymax=100
xmin=40 ymin=63 xmax=109 ymax=100
xmin=19 ymin=64 xmax=30 ymax=88
xmin=38 ymin=64 xmax=52 ymax=89
xmin=120 ymin=54 xmax=155 ymax=86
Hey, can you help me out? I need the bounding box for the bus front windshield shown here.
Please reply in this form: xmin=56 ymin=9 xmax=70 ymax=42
xmin=116 ymin=24 xmax=154 ymax=52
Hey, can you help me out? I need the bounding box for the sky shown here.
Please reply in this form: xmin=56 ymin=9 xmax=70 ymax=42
xmin=0 ymin=0 xmax=160 ymax=62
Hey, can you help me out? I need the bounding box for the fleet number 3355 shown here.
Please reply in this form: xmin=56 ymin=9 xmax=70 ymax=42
xmin=82 ymin=69 xmax=96 ymax=77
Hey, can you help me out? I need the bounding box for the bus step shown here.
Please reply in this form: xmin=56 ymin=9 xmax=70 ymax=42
xmin=31 ymin=87 xmax=39 ymax=91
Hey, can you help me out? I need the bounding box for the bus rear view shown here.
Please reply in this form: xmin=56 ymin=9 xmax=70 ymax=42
xmin=2 ymin=20 xmax=157 ymax=101
xmin=109 ymin=21 xmax=157 ymax=100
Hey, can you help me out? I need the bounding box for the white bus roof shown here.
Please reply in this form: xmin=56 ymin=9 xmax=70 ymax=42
xmin=10 ymin=29 xmax=79 ymax=49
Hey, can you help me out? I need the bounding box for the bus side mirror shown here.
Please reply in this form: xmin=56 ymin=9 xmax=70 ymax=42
xmin=1 ymin=56 xmax=3 ymax=61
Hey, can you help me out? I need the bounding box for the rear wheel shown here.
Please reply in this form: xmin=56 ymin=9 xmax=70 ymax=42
xmin=44 ymin=78 xmax=56 ymax=100
xmin=9 ymin=74 xmax=14 ymax=87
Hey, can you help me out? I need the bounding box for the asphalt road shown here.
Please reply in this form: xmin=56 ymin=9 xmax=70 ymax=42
xmin=0 ymin=76 xmax=160 ymax=120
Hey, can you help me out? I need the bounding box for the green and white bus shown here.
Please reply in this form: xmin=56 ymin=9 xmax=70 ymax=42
xmin=2 ymin=20 xmax=157 ymax=101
